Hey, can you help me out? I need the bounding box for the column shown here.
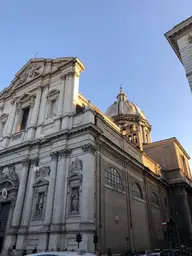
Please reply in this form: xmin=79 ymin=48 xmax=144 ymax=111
xmin=27 ymin=87 xmax=42 ymax=139
xmin=6 ymin=99 xmax=17 ymax=136
xmin=12 ymin=159 xmax=30 ymax=227
xmin=54 ymin=76 xmax=66 ymax=130
xmin=44 ymin=152 xmax=58 ymax=225
xmin=52 ymin=149 xmax=70 ymax=224
xmin=36 ymin=84 xmax=49 ymax=137
xmin=21 ymin=157 xmax=39 ymax=227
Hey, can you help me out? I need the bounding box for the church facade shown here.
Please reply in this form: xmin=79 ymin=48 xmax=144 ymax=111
xmin=0 ymin=57 xmax=191 ymax=255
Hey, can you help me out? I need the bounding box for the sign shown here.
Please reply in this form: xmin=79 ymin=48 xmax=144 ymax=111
xmin=2 ymin=188 xmax=8 ymax=200
xmin=162 ymin=220 xmax=167 ymax=227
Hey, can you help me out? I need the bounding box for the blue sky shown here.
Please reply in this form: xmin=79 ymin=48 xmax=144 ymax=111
xmin=1 ymin=1 xmax=192 ymax=162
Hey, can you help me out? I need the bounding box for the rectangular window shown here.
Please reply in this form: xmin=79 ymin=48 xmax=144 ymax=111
xmin=20 ymin=107 xmax=30 ymax=131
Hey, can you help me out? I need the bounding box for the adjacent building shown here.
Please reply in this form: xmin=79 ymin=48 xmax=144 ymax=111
xmin=165 ymin=16 xmax=192 ymax=91
xmin=0 ymin=57 xmax=191 ymax=255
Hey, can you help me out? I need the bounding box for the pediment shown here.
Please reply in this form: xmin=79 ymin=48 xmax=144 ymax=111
xmin=33 ymin=178 xmax=49 ymax=187
xmin=18 ymin=92 xmax=36 ymax=102
xmin=0 ymin=57 xmax=85 ymax=100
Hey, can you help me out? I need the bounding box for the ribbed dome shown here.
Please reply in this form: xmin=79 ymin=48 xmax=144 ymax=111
xmin=106 ymin=88 xmax=146 ymax=119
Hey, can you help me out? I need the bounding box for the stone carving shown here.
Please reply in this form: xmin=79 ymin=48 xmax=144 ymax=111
xmin=71 ymin=187 xmax=79 ymax=212
xmin=35 ymin=192 xmax=45 ymax=217
xmin=36 ymin=166 xmax=50 ymax=178
xmin=16 ymin=93 xmax=36 ymax=111
xmin=50 ymin=151 xmax=58 ymax=160
xmin=69 ymin=157 xmax=83 ymax=174
xmin=82 ymin=143 xmax=97 ymax=154
xmin=8 ymin=165 xmax=18 ymax=182
xmin=0 ymin=113 xmax=8 ymax=124
xmin=0 ymin=168 xmax=4 ymax=179
xmin=17 ymin=64 xmax=42 ymax=86
xmin=31 ymin=157 xmax=39 ymax=166
xmin=58 ymin=149 xmax=72 ymax=159
xmin=22 ymin=158 xmax=30 ymax=166
xmin=0 ymin=165 xmax=19 ymax=189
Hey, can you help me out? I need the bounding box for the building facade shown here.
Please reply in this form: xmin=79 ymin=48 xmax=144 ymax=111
xmin=165 ymin=16 xmax=192 ymax=91
xmin=0 ymin=57 xmax=190 ymax=255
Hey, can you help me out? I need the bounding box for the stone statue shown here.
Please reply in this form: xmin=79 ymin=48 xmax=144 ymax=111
xmin=71 ymin=188 xmax=79 ymax=212
xmin=8 ymin=166 xmax=18 ymax=181
xmin=69 ymin=158 xmax=83 ymax=174
xmin=35 ymin=192 xmax=44 ymax=217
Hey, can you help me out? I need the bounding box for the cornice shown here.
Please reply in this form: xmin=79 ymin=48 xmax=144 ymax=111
xmin=165 ymin=17 xmax=192 ymax=63
xmin=0 ymin=123 xmax=101 ymax=157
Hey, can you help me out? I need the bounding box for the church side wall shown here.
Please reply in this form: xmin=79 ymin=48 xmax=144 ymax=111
xmin=97 ymin=144 xmax=170 ymax=253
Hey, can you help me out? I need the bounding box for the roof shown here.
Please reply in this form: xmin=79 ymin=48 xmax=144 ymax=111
xmin=165 ymin=16 xmax=192 ymax=63
xmin=144 ymin=137 xmax=190 ymax=160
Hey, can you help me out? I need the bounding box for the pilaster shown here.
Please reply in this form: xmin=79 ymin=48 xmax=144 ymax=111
xmin=52 ymin=149 xmax=71 ymax=225
xmin=54 ymin=75 xmax=66 ymax=130
xmin=44 ymin=152 xmax=58 ymax=225
xmin=12 ymin=158 xmax=30 ymax=227
xmin=36 ymin=84 xmax=50 ymax=137
xmin=21 ymin=157 xmax=39 ymax=227
xmin=80 ymin=144 xmax=96 ymax=222
xmin=27 ymin=86 xmax=42 ymax=139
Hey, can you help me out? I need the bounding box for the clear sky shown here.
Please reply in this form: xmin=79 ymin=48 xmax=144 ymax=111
xmin=1 ymin=1 xmax=192 ymax=163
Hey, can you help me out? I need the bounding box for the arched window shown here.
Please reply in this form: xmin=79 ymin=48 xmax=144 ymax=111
xmin=105 ymin=168 xmax=123 ymax=192
xmin=132 ymin=183 xmax=143 ymax=199
xmin=152 ymin=192 xmax=159 ymax=206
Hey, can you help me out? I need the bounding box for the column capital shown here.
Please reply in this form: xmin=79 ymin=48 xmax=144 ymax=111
xmin=58 ymin=149 xmax=72 ymax=159
xmin=82 ymin=143 xmax=97 ymax=155
xmin=60 ymin=74 xmax=67 ymax=80
xmin=50 ymin=151 xmax=58 ymax=160
xmin=31 ymin=157 xmax=39 ymax=166
xmin=22 ymin=158 xmax=30 ymax=167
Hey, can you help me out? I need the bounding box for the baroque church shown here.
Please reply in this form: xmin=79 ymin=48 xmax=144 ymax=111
xmin=0 ymin=57 xmax=191 ymax=255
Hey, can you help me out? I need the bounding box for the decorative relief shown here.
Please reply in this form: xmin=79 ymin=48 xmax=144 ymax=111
xmin=8 ymin=165 xmax=18 ymax=182
xmin=22 ymin=158 xmax=30 ymax=167
xmin=58 ymin=149 xmax=72 ymax=159
xmin=69 ymin=157 xmax=83 ymax=175
xmin=31 ymin=157 xmax=39 ymax=166
xmin=16 ymin=64 xmax=42 ymax=86
xmin=47 ymin=89 xmax=60 ymax=102
xmin=50 ymin=151 xmax=58 ymax=160
xmin=0 ymin=113 xmax=8 ymax=124
xmin=16 ymin=93 xmax=36 ymax=112
xmin=0 ymin=164 xmax=19 ymax=188
xmin=36 ymin=166 xmax=50 ymax=178
xmin=82 ymin=143 xmax=97 ymax=154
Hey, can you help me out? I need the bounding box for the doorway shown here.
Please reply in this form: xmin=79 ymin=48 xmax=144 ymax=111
xmin=0 ymin=202 xmax=10 ymax=252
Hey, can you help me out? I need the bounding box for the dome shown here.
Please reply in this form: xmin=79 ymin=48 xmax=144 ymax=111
xmin=106 ymin=88 xmax=146 ymax=119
